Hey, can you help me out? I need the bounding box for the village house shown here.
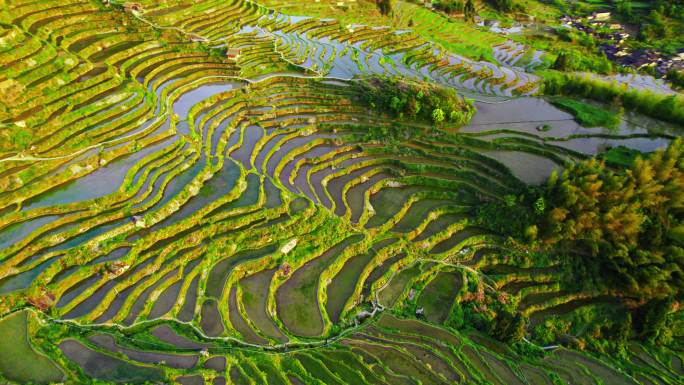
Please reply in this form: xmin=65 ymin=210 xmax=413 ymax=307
xmin=226 ymin=47 xmax=241 ymax=62
xmin=107 ymin=261 xmax=130 ymax=277
xmin=616 ymin=49 xmax=630 ymax=57
xmin=587 ymin=11 xmax=611 ymax=21
xmin=28 ymin=288 xmax=56 ymax=311
xmin=279 ymin=262 xmax=291 ymax=277
xmin=559 ymin=12 xmax=680 ymax=75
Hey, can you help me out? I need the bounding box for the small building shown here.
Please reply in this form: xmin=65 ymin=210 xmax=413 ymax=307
xmin=107 ymin=261 xmax=130 ymax=277
xmin=280 ymin=238 xmax=297 ymax=254
xmin=226 ymin=48 xmax=241 ymax=62
xmin=28 ymin=289 xmax=56 ymax=311
xmin=131 ymin=215 xmax=145 ymax=228
xmin=592 ymin=12 xmax=611 ymax=21
xmin=560 ymin=15 xmax=573 ymax=24
xmin=279 ymin=263 xmax=291 ymax=277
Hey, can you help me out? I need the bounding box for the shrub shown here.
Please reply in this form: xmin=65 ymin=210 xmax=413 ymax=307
xmin=541 ymin=140 xmax=684 ymax=301
xmin=666 ymin=68 xmax=684 ymax=90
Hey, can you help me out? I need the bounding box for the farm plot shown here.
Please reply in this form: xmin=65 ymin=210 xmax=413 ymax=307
xmin=0 ymin=0 xmax=679 ymax=384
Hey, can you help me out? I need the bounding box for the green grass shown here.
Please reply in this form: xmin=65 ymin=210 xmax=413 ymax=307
xmin=549 ymin=96 xmax=621 ymax=128
xmin=598 ymin=146 xmax=642 ymax=167
xmin=0 ymin=311 xmax=64 ymax=384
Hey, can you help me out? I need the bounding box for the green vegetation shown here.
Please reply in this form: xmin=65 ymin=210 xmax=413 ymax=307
xmin=540 ymin=140 xmax=684 ymax=302
xmin=620 ymin=1 xmax=684 ymax=54
xmin=464 ymin=0 xmax=477 ymax=22
xmin=476 ymin=140 xmax=684 ymax=348
xmin=486 ymin=0 xmax=519 ymax=13
xmin=0 ymin=0 xmax=682 ymax=383
xmin=0 ymin=125 xmax=33 ymax=152
xmin=598 ymin=146 xmax=642 ymax=167
xmin=376 ymin=0 xmax=395 ymax=15
xmin=433 ymin=0 xmax=464 ymax=14
xmin=355 ymin=75 xmax=475 ymax=125
xmin=552 ymin=49 xmax=612 ymax=74
xmin=548 ymin=96 xmax=621 ymax=128
xmin=543 ymin=71 xmax=684 ymax=125
xmin=667 ymin=68 xmax=684 ymax=90
xmin=0 ymin=311 xmax=64 ymax=384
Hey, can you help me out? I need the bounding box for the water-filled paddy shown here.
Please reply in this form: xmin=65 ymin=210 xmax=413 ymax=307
xmin=59 ymin=339 xmax=165 ymax=383
xmin=1 ymin=1 xmax=682 ymax=384
xmin=0 ymin=311 xmax=64 ymax=384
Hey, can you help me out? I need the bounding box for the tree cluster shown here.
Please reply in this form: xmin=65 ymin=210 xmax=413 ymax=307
xmin=0 ymin=125 xmax=33 ymax=154
xmin=486 ymin=0 xmax=517 ymax=13
xmin=552 ymin=49 xmax=612 ymax=74
xmin=355 ymin=75 xmax=475 ymax=125
xmin=433 ymin=0 xmax=464 ymax=13
xmin=473 ymin=140 xmax=684 ymax=346
xmin=539 ymin=139 xmax=684 ymax=302
xmin=464 ymin=0 xmax=477 ymax=22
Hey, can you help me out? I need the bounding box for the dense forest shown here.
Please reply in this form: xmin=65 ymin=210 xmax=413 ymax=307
xmin=476 ymin=139 xmax=684 ymax=346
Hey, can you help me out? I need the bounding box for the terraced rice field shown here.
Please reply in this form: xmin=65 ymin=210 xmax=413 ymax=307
xmin=0 ymin=0 xmax=682 ymax=384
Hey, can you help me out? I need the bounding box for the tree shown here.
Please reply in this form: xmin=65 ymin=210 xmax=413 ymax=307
xmin=634 ymin=296 xmax=675 ymax=343
xmin=616 ymin=0 xmax=634 ymax=20
xmin=491 ymin=310 xmax=527 ymax=343
xmin=553 ymin=51 xmax=572 ymax=71
xmin=666 ymin=68 xmax=684 ymax=89
xmin=377 ymin=0 xmax=395 ymax=15
xmin=446 ymin=304 xmax=465 ymax=329
xmin=533 ymin=197 xmax=545 ymax=215
xmin=434 ymin=0 xmax=464 ymax=13
xmin=432 ymin=108 xmax=445 ymax=123
xmin=487 ymin=0 xmax=514 ymax=12
xmin=464 ymin=0 xmax=476 ymax=22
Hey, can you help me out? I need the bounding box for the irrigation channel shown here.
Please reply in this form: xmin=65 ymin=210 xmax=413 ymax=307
xmin=0 ymin=0 xmax=682 ymax=384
